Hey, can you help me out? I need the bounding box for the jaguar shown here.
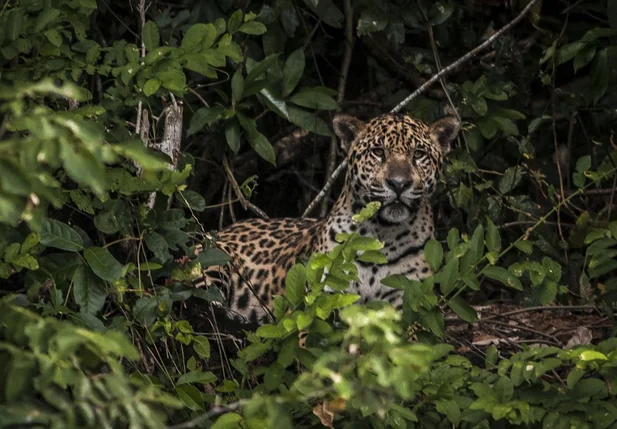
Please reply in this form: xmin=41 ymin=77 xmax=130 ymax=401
xmin=196 ymin=112 xmax=460 ymax=323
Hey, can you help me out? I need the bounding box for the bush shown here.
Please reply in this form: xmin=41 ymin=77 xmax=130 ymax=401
xmin=1 ymin=0 xmax=617 ymax=428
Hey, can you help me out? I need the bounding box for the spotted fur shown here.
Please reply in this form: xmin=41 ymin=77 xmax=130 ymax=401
xmin=195 ymin=113 xmax=460 ymax=323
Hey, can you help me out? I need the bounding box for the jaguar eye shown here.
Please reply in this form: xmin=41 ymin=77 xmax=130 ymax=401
xmin=413 ymin=150 xmax=426 ymax=160
xmin=371 ymin=147 xmax=385 ymax=158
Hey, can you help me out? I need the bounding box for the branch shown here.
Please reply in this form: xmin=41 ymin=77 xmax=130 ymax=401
xmin=303 ymin=159 xmax=347 ymax=217
xmin=391 ymin=0 xmax=541 ymax=113
xmin=222 ymin=155 xmax=269 ymax=219
xmin=166 ymin=401 xmax=245 ymax=429
xmin=147 ymin=96 xmax=183 ymax=209
xmin=302 ymin=0 xmax=541 ymax=215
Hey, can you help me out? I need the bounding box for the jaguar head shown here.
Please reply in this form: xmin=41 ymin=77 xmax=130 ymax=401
xmin=333 ymin=112 xmax=460 ymax=224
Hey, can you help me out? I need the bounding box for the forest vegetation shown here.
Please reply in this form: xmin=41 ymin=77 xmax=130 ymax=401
xmin=1 ymin=0 xmax=617 ymax=428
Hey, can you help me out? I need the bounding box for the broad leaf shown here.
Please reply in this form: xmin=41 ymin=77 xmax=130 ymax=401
xmin=73 ymin=265 xmax=106 ymax=314
xmin=84 ymin=247 xmax=123 ymax=282
xmin=282 ymin=48 xmax=305 ymax=97
xmin=40 ymin=219 xmax=84 ymax=252
xmin=142 ymin=20 xmax=159 ymax=52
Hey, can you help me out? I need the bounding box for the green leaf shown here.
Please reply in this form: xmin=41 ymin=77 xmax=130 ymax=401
xmin=177 ymin=370 xmax=217 ymax=385
xmin=35 ymin=8 xmax=61 ymax=32
xmin=591 ymin=48 xmax=609 ymax=104
xmin=182 ymin=23 xmax=217 ymax=51
xmin=225 ymin=119 xmax=242 ymax=153
xmin=357 ymin=250 xmax=387 ymax=264
xmin=571 ymin=378 xmax=606 ymax=399
xmin=237 ymin=112 xmax=276 ymax=165
xmin=142 ymin=20 xmax=159 ymax=52
xmin=196 ymin=248 xmax=230 ymax=267
xmin=211 ymin=413 xmax=243 ymax=429
xmin=231 ymin=70 xmax=244 ymax=103
xmin=158 ymin=69 xmax=186 ymax=92
xmin=448 ymin=296 xmax=477 ymax=323
xmin=439 ymin=257 xmax=459 ymax=295
xmin=179 ymin=190 xmax=206 ymax=212
xmin=61 ymin=145 xmax=106 ymax=196
xmin=435 ymin=400 xmax=460 ymax=426
xmin=470 ymin=97 xmax=488 ymax=116
xmin=573 ymin=45 xmax=596 ymax=73
xmin=245 ymin=53 xmax=280 ymax=86
xmin=143 ymin=79 xmax=161 ymax=96
xmin=579 ymin=350 xmax=608 ymax=361
xmin=73 ymin=265 xmax=106 ymax=315
xmin=555 ymin=42 xmax=585 ymax=65
xmin=494 ymin=377 xmax=514 ymax=403
xmin=491 ymin=116 xmax=519 ymax=136
xmin=424 ymin=239 xmax=443 ymax=271
xmin=514 ymin=240 xmax=533 ymax=255
xmin=193 ymin=336 xmax=211 ymax=358
xmin=238 ymin=21 xmax=267 ymax=35
xmin=40 ymin=219 xmax=84 ymax=252
xmin=228 ymin=10 xmax=243 ymax=34
xmin=187 ymin=107 xmax=224 ymax=136
xmin=285 ymin=264 xmax=306 ymax=306
xmin=256 ymin=324 xmax=286 ymax=338
xmin=21 ymin=233 xmax=40 ymax=254
xmin=84 ymin=247 xmax=123 ymax=282
xmin=176 ymin=385 xmax=204 ymax=411
xmin=7 ymin=9 xmax=24 ymax=42
xmin=184 ymin=54 xmax=216 ymax=78
xmin=483 ymin=266 xmax=523 ymax=291
xmin=499 ymin=167 xmax=523 ymax=194
xmin=145 ymin=232 xmax=169 ymax=261
xmin=11 ymin=254 xmax=38 ymax=270
xmin=282 ymin=48 xmax=305 ymax=97
xmin=259 ymin=87 xmax=290 ymax=120
xmin=289 ymin=88 xmax=339 ymax=110
xmin=486 ymin=218 xmax=501 ymax=254
xmin=303 ymin=0 xmax=343 ymax=28
xmin=288 ymin=106 xmax=333 ymax=137
xmin=296 ymin=313 xmax=313 ymax=330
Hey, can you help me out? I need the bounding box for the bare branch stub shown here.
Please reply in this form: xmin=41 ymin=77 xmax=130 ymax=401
xmin=147 ymin=98 xmax=183 ymax=209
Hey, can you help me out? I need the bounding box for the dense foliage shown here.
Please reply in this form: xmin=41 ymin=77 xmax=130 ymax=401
xmin=1 ymin=0 xmax=617 ymax=428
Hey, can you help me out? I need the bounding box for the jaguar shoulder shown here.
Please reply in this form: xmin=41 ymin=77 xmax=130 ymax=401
xmin=195 ymin=112 xmax=460 ymax=323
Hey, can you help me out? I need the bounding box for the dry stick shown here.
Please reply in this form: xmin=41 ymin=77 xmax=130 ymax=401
xmin=147 ymin=96 xmax=183 ymax=209
xmin=318 ymin=0 xmax=354 ymax=217
xmin=302 ymin=0 xmax=541 ymax=216
xmin=302 ymin=159 xmax=348 ymax=217
xmin=222 ymin=155 xmax=269 ymax=219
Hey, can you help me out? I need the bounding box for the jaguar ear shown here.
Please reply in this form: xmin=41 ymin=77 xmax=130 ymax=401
xmin=333 ymin=114 xmax=366 ymax=152
xmin=429 ymin=116 xmax=460 ymax=155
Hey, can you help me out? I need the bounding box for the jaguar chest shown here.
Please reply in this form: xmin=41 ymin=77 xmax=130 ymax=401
xmin=317 ymin=200 xmax=434 ymax=308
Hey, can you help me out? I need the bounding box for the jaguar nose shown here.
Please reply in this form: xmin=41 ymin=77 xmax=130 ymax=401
xmin=386 ymin=177 xmax=412 ymax=195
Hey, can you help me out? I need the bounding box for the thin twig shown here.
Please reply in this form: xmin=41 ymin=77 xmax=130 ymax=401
xmin=222 ymin=155 xmax=269 ymax=219
xmin=303 ymin=159 xmax=347 ymax=217
xmin=319 ymin=0 xmax=354 ymax=217
xmin=188 ymin=87 xmax=210 ymax=108
xmin=550 ymin=10 xmax=571 ymax=254
xmin=303 ymin=0 xmax=541 ymax=215
xmin=499 ymin=220 xmax=574 ymax=229
xmin=481 ymin=305 xmax=596 ymax=321
xmin=166 ymin=401 xmax=246 ymax=429
xmin=478 ymin=319 xmax=561 ymax=345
